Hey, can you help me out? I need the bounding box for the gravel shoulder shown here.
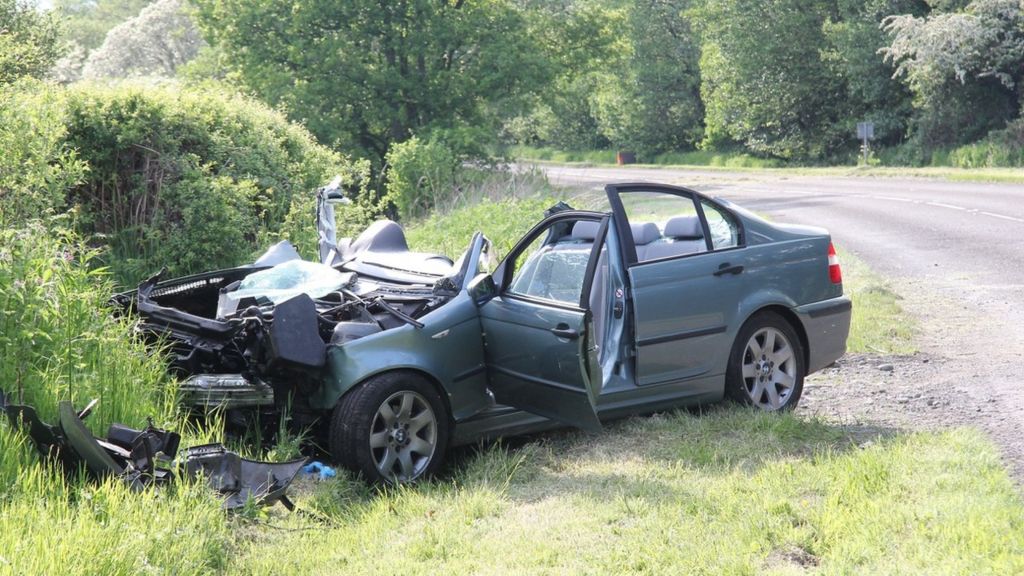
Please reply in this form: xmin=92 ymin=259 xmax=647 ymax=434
xmin=800 ymin=273 xmax=1024 ymax=481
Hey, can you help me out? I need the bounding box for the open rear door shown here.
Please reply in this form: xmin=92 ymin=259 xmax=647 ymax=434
xmin=478 ymin=212 xmax=609 ymax=432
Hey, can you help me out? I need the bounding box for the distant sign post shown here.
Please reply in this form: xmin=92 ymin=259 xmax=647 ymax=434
xmin=857 ymin=122 xmax=875 ymax=164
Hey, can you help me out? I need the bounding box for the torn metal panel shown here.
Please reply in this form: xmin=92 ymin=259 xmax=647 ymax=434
xmin=1 ymin=392 xmax=305 ymax=509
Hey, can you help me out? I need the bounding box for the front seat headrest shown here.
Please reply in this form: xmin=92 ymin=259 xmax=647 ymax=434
xmin=630 ymin=222 xmax=661 ymax=246
xmin=571 ymin=220 xmax=601 ymax=241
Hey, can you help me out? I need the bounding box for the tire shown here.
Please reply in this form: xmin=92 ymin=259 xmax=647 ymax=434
xmin=725 ymin=311 xmax=805 ymax=411
xmin=329 ymin=371 xmax=449 ymax=484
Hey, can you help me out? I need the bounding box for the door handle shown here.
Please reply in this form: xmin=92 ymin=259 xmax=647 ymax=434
xmin=713 ymin=263 xmax=744 ymax=277
xmin=550 ymin=323 xmax=580 ymax=339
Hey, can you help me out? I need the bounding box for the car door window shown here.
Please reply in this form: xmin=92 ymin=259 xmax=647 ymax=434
xmin=508 ymin=220 xmax=596 ymax=306
xmin=700 ymin=199 xmax=741 ymax=250
xmin=614 ymin=190 xmax=705 ymax=263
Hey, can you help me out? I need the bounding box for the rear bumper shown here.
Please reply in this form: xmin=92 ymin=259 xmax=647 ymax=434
xmin=794 ymin=296 xmax=852 ymax=374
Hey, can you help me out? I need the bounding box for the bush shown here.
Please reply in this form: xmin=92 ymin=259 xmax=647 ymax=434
xmin=2 ymin=82 xmax=360 ymax=286
xmin=54 ymin=83 xmax=352 ymax=285
xmin=0 ymin=80 xmax=87 ymax=227
xmin=946 ymin=120 xmax=1024 ymax=168
xmin=385 ymin=136 xmax=459 ymax=220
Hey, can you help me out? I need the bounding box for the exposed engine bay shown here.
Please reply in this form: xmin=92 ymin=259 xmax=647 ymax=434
xmin=112 ymin=178 xmax=492 ymax=425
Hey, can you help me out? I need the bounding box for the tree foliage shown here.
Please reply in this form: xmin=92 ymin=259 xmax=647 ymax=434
xmin=82 ymin=0 xmax=203 ymax=79
xmin=882 ymin=0 xmax=1024 ymax=153
xmin=38 ymin=0 xmax=1024 ymax=168
xmin=697 ymin=0 xmax=851 ymax=159
xmin=590 ymin=0 xmax=704 ymax=154
xmin=54 ymin=0 xmax=153 ymax=51
xmin=192 ymin=0 xmax=555 ymax=165
xmin=0 ymin=0 xmax=64 ymax=85
xmin=504 ymin=0 xmax=703 ymax=158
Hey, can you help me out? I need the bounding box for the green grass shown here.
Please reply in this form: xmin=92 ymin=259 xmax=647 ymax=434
xmin=217 ymin=410 xmax=1024 ymax=574
xmin=838 ymin=248 xmax=915 ymax=355
xmin=406 ymin=197 xmax=557 ymax=261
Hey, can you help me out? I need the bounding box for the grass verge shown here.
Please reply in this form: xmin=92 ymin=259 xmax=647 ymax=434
xmin=838 ymin=248 xmax=916 ymax=355
xmin=227 ymin=409 xmax=1024 ymax=575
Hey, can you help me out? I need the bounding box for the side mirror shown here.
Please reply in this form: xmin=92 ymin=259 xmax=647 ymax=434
xmin=467 ymin=273 xmax=497 ymax=307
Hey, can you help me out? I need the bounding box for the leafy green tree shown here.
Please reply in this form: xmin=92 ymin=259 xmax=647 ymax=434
xmin=193 ymin=0 xmax=555 ymax=164
xmin=821 ymin=0 xmax=920 ymax=147
xmin=698 ymin=0 xmax=849 ymax=159
xmin=882 ymin=0 xmax=1024 ymax=153
xmin=0 ymin=0 xmax=63 ymax=84
xmin=54 ymin=0 xmax=152 ymax=51
xmin=590 ymin=0 xmax=704 ymax=155
xmin=499 ymin=0 xmax=622 ymax=151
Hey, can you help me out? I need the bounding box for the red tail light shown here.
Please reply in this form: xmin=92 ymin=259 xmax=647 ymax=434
xmin=828 ymin=242 xmax=842 ymax=284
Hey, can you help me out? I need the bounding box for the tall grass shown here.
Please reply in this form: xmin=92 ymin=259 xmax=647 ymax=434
xmin=403 ymin=169 xmax=559 ymax=260
xmin=0 ymin=224 xmax=174 ymax=428
xmin=0 ymin=223 xmax=237 ymax=575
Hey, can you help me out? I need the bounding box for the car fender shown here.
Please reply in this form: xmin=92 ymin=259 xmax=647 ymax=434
xmin=730 ymin=288 xmax=816 ymax=372
xmin=308 ymin=293 xmax=492 ymax=421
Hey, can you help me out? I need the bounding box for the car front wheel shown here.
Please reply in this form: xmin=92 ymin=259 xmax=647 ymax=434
xmin=329 ymin=371 xmax=449 ymax=483
xmin=725 ymin=311 xmax=805 ymax=411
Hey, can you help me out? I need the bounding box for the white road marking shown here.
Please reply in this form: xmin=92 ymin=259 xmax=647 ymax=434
xmin=870 ymin=195 xmax=1022 ymax=224
xmin=926 ymin=201 xmax=967 ymax=211
xmin=981 ymin=211 xmax=1024 ymax=223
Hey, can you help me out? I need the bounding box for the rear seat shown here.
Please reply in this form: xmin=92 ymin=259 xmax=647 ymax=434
xmin=642 ymin=216 xmax=706 ymax=261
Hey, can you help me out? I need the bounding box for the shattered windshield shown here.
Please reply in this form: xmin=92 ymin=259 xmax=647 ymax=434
xmin=227 ymin=260 xmax=355 ymax=304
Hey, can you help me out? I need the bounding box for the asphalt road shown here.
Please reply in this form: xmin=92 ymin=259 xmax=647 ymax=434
xmin=536 ymin=163 xmax=1024 ymax=476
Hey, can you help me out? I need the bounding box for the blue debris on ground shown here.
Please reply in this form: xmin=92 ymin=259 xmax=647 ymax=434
xmin=302 ymin=461 xmax=337 ymax=480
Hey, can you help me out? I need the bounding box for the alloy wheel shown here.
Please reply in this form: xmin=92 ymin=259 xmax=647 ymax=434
xmin=369 ymin=390 xmax=438 ymax=482
xmin=741 ymin=327 xmax=797 ymax=410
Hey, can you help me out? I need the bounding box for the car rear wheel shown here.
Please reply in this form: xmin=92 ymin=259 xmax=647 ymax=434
xmin=329 ymin=371 xmax=449 ymax=483
xmin=725 ymin=312 xmax=805 ymax=411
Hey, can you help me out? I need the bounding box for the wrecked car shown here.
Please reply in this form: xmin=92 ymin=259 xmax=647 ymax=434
xmin=113 ymin=180 xmax=852 ymax=483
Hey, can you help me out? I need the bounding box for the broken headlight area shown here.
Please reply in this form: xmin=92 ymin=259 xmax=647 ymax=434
xmin=0 ymin=391 xmax=305 ymax=511
xmin=179 ymin=374 xmax=275 ymax=409
xmin=117 ymin=242 xmax=453 ymax=418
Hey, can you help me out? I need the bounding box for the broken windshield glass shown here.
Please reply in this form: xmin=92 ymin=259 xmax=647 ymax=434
xmin=226 ymin=260 xmax=355 ymax=305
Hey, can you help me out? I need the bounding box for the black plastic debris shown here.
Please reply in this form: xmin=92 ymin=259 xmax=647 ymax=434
xmin=0 ymin=390 xmax=305 ymax=510
xmin=182 ymin=444 xmax=306 ymax=510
